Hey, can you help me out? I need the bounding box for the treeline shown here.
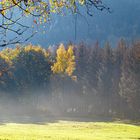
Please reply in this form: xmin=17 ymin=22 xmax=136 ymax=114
xmin=74 ymin=40 xmax=140 ymax=119
xmin=0 ymin=41 xmax=139 ymax=119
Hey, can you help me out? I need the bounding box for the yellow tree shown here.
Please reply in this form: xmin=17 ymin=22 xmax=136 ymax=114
xmin=51 ymin=44 xmax=76 ymax=110
xmin=66 ymin=45 xmax=76 ymax=76
xmin=0 ymin=52 xmax=13 ymax=91
xmin=51 ymin=43 xmax=76 ymax=77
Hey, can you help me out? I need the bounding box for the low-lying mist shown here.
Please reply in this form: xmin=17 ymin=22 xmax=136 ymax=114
xmin=0 ymin=41 xmax=140 ymax=123
xmin=0 ymin=89 xmax=117 ymax=123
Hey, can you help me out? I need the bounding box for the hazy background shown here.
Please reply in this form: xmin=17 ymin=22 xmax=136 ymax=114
xmin=1 ymin=0 xmax=140 ymax=47
xmin=25 ymin=0 xmax=140 ymax=47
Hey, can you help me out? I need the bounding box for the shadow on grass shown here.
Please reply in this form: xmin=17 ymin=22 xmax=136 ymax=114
xmin=0 ymin=114 xmax=139 ymax=125
xmin=114 ymin=119 xmax=140 ymax=126
xmin=0 ymin=115 xmax=58 ymax=125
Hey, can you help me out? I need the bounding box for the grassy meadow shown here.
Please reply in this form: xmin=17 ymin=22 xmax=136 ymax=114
xmin=0 ymin=121 xmax=139 ymax=140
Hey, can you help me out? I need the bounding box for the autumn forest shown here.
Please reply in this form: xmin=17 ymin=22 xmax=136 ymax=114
xmin=0 ymin=40 xmax=139 ymax=120
xmin=0 ymin=1 xmax=140 ymax=139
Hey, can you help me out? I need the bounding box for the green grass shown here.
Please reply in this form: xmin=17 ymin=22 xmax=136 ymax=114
xmin=0 ymin=121 xmax=140 ymax=140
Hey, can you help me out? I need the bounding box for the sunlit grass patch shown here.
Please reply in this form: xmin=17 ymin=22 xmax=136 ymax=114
xmin=0 ymin=121 xmax=139 ymax=140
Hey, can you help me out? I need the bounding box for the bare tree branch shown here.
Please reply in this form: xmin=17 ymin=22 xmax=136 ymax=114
xmin=0 ymin=0 xmax=110 ymax=47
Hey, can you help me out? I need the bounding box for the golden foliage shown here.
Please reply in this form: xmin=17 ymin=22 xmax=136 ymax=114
xmin=51 ymin=43 xmax=76 ymax=77
xmin=0 ymin=46 xmax=20 ymax=61
xmin=0 ymin=43 xmax=75 ymax=79
xmin=0 ymin=0 xmax=86 ymax=25
xmin=24 ymin=44 xmax=50 ymax=58
xmin=0 ymin=52 xmax=12 ymax=78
